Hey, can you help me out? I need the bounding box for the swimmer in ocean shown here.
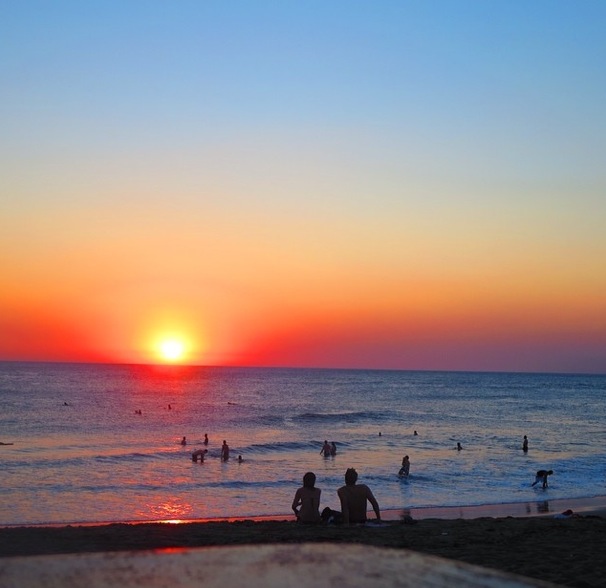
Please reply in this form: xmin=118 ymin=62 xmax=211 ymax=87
xmin=221 ymin=440 xmax=230 ymax=461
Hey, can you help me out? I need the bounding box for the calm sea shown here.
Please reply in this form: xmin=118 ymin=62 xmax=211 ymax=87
xmin=0 ymin=362 xmax=605 ymax=526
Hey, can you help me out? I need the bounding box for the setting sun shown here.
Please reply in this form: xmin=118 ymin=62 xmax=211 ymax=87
xmin=158 ymin=339 xmax=186 ymax=363
xmin=140 ymin=311 xmax=204 ymax=365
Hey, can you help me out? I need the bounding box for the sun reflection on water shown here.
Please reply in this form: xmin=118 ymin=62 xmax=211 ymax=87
xmin=142 ymin=498 xmax=194 ymax=522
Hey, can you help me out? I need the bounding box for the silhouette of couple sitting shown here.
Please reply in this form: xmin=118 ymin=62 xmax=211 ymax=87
xmin=292 ymin=468 xmax=380 ymax=525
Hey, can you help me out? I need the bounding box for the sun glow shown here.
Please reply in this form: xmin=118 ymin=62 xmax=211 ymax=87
xmin=140 ymin=312 xmax=205 ymax=365
xmin=158 ymin=339 xmax=186 ymax=363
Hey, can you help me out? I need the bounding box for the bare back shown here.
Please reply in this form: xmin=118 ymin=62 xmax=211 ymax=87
xmin=337 ymin=483 xmax=380 ymax=524
xmin=292 ymin=487 xmax=321 ymax=523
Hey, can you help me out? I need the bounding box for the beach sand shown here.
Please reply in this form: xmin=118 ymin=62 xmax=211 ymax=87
xmin=1 ymin=499 xmax=605 ymax=588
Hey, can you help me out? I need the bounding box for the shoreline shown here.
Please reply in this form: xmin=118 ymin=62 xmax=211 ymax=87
xmin=3 ymin=495 xmax=606 ymax=529
xmin=1 ymin=502 xmax=605 ymax=587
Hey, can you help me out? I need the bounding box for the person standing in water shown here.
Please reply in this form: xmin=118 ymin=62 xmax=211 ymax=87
xmin=320 ymin=440 xmax=331 ymax=457
xmin=191 ymin=449 xmax=208 ymax=462
xmin=398 ymin=455 xmax=410 ymax=477
xmin=221 ymin=440 xmax=230 ymax=461
xmin=292 ymin=472 xmax=321 ymax=524
xmin=523 ymin=435 xmax=528 ymax=452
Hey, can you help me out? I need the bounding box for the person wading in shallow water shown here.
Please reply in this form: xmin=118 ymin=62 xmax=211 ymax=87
xmin=221 ymin=440 xmax=230 ymax=461
xmin=532 ymin=469 xmax=553 ymax=488
xmin=398 ymin=455 xmax=410 ymax=477
xmin=337 ymin=468 xmax=381 ymax=525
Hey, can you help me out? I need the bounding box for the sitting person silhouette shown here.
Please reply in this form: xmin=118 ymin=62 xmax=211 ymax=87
xmin=337 ymin=468 xmax=381 ymax=525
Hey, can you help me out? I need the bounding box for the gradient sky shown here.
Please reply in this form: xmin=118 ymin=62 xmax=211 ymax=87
xmin=1 ymin=1 xmax=605 ymax=373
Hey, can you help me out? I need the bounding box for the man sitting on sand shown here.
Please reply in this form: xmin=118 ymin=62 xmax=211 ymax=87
xmin=337 ymin=468 xmax=381 ymax=525
xmin=532 ymin=469 xmax=553 ymax=488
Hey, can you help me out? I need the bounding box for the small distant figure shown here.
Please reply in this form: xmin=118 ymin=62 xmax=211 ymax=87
xmin=221 ymin=440 xmax=230 ymax=461
xmin=168 ymin=404 xmax=172 ymax=410
xmin=456 ymin=442 xmax=463 ymax=451
xmin=135 ymin=409 xmax=142 ymax=415
xmin=204 ymin=433 xmax=209 ymax=446
xmin=180 ymin=436 xmax=187 ymax=446
xmin=398 ymin=455 xmax=410 ymax=478
xmin=63 ymin=402 xmax=69 ymax=406
xmin=379 ymin=432 xmax=382 ymax=436
xmin=191 ymin=449 xmax=208 ymax=463
xmin=292 ymin=471 xmax=321 ymax=524
xmin=522 ymin=435 xmax=528 ymax=452
xmin=413 ymin=430 xmax=418 ymax=436
xmin=337 ymin=468 xmax=381 ymax=525
xmin=238 ymin=454 xmax=243 ymax=463
xmin=532 ymin=469 xmax=553 ymax=489
xmin=330 ymin=442 xmax=337 ymax=456
xmin=320 ymin=440 xmax=332 ymax=457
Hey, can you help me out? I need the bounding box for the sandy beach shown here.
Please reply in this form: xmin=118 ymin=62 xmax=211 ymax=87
xmin=2 ymin=498 xmax=605 ymax=588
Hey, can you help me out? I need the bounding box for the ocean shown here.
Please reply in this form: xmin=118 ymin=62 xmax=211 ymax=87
xmin=1 ymin=362 xmax=605 ymax=526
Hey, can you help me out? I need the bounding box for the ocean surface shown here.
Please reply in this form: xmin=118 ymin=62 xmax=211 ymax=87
xmin=1 ymin=362 xmax=605 ymax=526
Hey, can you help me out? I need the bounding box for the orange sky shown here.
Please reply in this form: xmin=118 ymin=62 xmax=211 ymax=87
xmin=1 ymin=3 xmax=605 ymax=373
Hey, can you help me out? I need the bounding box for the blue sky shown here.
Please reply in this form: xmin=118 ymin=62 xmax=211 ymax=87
xmin=2 ymin=1 xmax=605 ymax=372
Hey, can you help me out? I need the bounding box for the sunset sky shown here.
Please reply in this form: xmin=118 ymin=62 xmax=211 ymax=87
xmin=1 ymin=2 xmax=605 ymax=373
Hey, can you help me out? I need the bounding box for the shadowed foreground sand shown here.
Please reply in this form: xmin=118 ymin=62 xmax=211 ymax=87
xmin=1 ymin=515 xmax=605 ymax=587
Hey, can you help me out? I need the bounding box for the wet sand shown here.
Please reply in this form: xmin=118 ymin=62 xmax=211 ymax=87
xmin=1 ymin=497 xmax=605 ymax=588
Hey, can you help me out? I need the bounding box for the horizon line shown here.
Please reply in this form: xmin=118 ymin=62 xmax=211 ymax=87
xmin=0 ymin=358 xmax=604 ymax=378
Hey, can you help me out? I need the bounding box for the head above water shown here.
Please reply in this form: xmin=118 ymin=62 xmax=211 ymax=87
xmin=303 ymin=472 xmax=316 ymax=489
xmin=344 ymin=468 xmax=358 ymax=486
